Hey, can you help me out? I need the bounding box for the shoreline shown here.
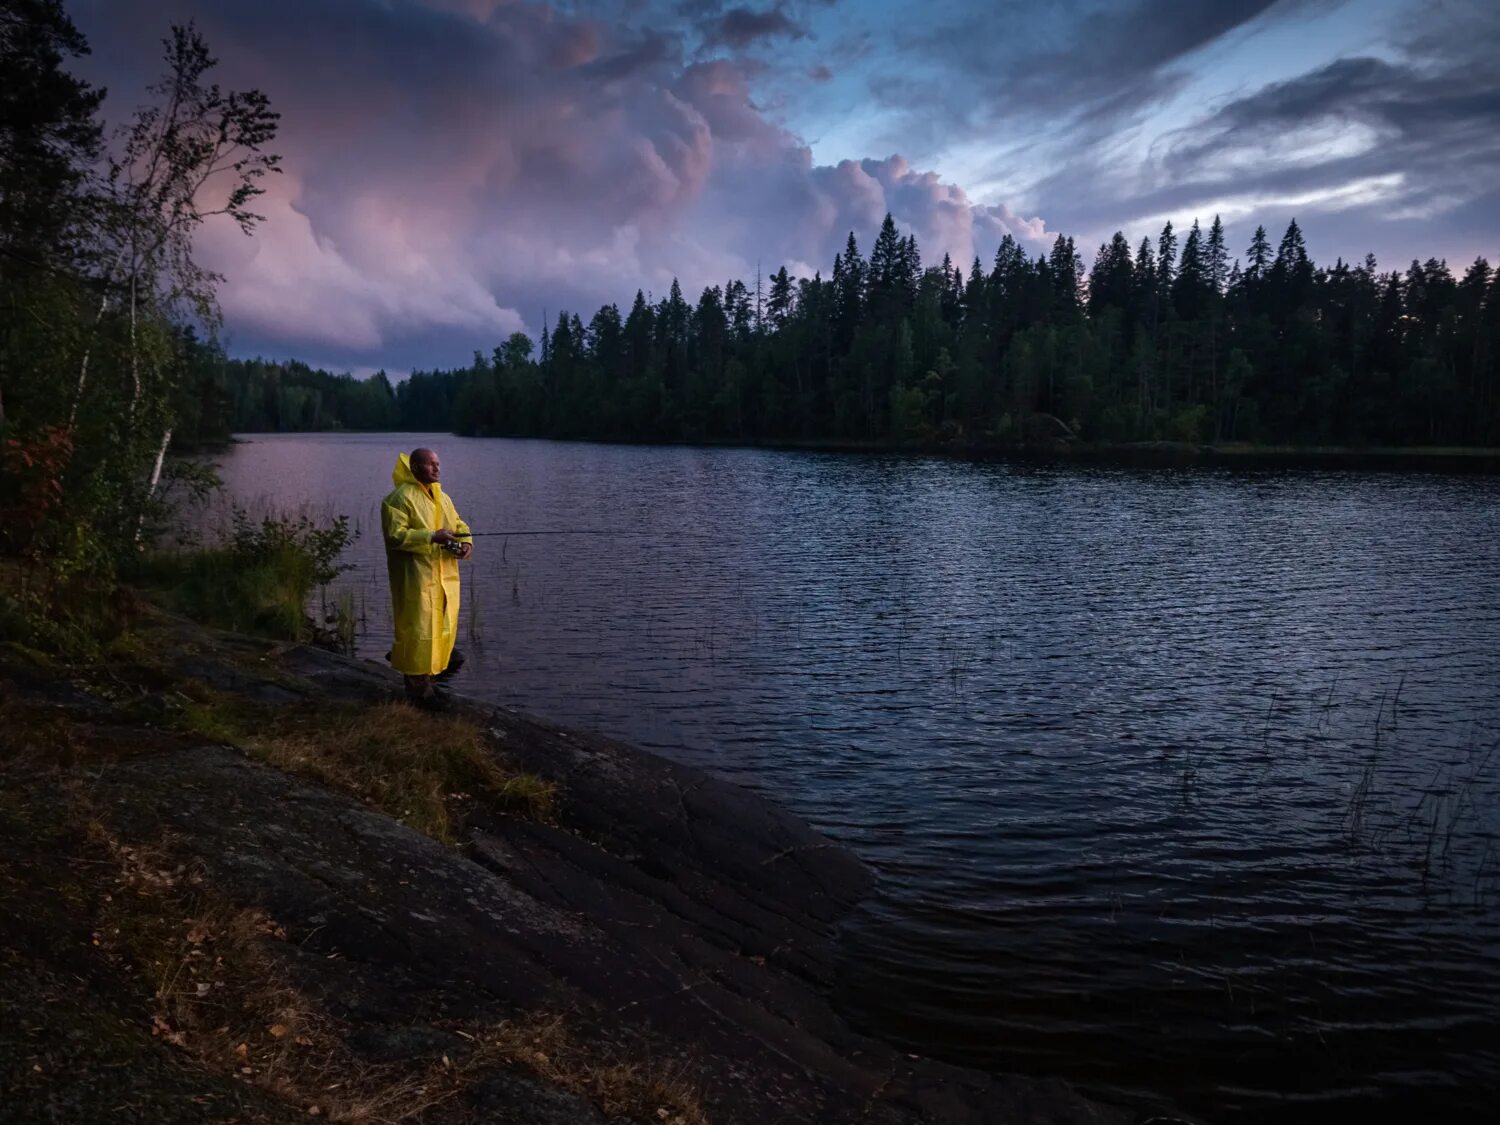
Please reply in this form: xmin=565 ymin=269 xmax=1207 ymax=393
xmin=224 ymin=429 xmax=1500 ymax=474
xmin=0 ymin=601 xmax=1176 ymax=1123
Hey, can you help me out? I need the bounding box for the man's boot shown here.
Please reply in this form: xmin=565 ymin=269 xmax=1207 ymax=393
xmin=436 ymin=649 xmax=465 ymax=682
xmin=404 ymin=674 xmax=448 ymax=712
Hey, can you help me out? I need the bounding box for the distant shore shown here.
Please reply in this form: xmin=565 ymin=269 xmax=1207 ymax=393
xmin=221 ymin=430 xmax=1500 ymax=474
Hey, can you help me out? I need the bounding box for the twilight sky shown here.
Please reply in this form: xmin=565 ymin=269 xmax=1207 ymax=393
xmin=69 ymin=0 xmax=1500 ymax=375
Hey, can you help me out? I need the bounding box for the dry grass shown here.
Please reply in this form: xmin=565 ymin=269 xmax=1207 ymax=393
xmin=0 ymin=698 xmax=83 ymax=764
xmin=242 ymin=701 xmax=556 ymax=845
xmin=82 ymin=818 xmax=457 ymax=1122
xmin=164 ymin=693 xmax=556 ymax=846
xmin=74 ymin=810 xmax=707 ymax=1125
xmin=453 ymin=1014 xmax=709 ymax=1125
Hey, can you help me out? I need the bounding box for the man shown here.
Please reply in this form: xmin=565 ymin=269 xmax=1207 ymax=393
xmin=382 ymin=447 xmax=471 ymax=709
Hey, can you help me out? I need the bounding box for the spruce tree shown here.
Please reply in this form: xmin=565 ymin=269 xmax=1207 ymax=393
xmin=1246 ymin=225 xmax=1271 ymax=280
xmin=1206 ymin=215 xmax=1228 ymax=295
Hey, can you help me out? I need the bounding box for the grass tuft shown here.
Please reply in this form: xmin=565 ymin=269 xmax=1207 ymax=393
xmin=457 ymin=1013 xmax=709 ymax=1125
xmin=171 ymin=695 xmax=556 ymax=846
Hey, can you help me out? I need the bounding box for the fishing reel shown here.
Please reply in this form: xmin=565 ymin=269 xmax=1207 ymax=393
xmin=438 ymin=532 xmax=471 ymax=557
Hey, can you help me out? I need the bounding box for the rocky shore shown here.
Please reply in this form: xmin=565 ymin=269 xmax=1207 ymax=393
xmin=1 ymin=606 xmax=1156 ymax=1123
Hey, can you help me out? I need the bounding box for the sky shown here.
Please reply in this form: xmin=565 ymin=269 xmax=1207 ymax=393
xmin=67 ymin=0 xmax=1500 ymax=376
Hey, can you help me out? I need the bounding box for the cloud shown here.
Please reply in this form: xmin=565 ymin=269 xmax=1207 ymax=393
xmin=69 ymin=0 xmax=1046 ymax=371
xmin=195 ymin=170 xmax=527 ymax=352
xmin=871 ymin=0 xmax=1319 ymax=149
xmin=1032 ymin=0 xmax=1500 ymax=263
xmin=704 ymin=5 xmax=807 ymax=50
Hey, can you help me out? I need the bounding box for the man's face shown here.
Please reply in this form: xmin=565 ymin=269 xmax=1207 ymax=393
xmin=412 ymin=451 xmax=441 ymax=484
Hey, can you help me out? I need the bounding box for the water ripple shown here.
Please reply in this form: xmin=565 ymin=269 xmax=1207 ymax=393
xmin=217 ymin=435 xmax=1500 ymax=1123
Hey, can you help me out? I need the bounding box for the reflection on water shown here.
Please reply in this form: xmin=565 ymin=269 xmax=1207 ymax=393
xmin=214 ymin=432 xmax=1500 ymax=1122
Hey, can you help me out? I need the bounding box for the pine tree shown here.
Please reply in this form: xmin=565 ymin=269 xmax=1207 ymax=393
xmin=1173 ymin=219 xmax=1205 ymax=318
xmin=0 ymin=0 xmax=105 ymax=271
xmin=1156 ymin=221 xmax=1178 ymax=292
xmin=1048 ymin=236 xmax=1081 ymax=313
xmin=1274 ymin=218 xmax=1310 ymax=280
xmin=1206 ymin=215 xmax=1228 ymax=295
xmin=1246 ymin=225 xmax=1271 ymax=281
xmin=1087 ymin=232 xmax=1134 ymax=316
xmin=900 ymin=233 xmax=922 ymax=307
xmin=870 ymin=214 xmax=902 ymax=290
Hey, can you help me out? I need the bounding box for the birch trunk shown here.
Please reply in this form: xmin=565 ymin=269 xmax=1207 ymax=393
xmin=127 ymin=272 xmax=141 ymax=423
xmin=135 ymin=424 xmax=173 ymax=544
xmin=68 ymin=288 xmax=111 ymax=427
xmin=145 ymin=425 xmax=172 ymax=496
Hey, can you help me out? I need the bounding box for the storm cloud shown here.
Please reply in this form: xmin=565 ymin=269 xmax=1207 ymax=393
xmin=704 ymin=5 xmax=808 ymax=50
xmin=62 ymin=0 xmax=1499 ymax=372
xmin=68 ymin=0 xmax=1047 ymax=371
xmin=1029 ymin=0 xmax=1500 ymax=264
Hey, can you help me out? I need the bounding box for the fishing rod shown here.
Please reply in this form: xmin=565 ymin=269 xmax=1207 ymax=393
xmin=438 ymin=528 xmax=648 ymax=555
xmin=451 ymin=529 xmax=643 ymax=537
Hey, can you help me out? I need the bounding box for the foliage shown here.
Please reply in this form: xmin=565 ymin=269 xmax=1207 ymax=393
xmin=0 ymin=7 xmax=280 ymax=595
xmin=206 ymin=216 xmax=1500 ymax=452
xmin=0 ymin=424 xmax=73 ymax=560
xmin=132 ymin=507 xmax=354 ymax=640
xmin=227 ymin=507 xmax=353 ymax=588
xmin=0 ymin=563 xmax=134 ymax=659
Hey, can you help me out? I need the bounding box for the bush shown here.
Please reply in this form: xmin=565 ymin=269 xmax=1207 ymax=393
xmin=133 ymin=506 xmax=354 ymax=640
xmin=0 ymin=562 xmax=137 ymax=660
xmin=0 ymin=426 xmax=76 ymax=562
xmin=1167 ymin=403 xmax=1211 ymax=444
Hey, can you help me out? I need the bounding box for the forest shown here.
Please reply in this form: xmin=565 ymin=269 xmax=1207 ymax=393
xmin=211 ymin=214 xmax=1500 ymax=451
xmin=1 ymin=1 xmax=279 ymax=581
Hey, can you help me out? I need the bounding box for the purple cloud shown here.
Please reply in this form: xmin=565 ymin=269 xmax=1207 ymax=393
xmin=67 ymin=0 xmax=1048 ymax=371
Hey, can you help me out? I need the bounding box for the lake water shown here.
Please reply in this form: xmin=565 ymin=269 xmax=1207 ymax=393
xmin=211 ymin=432 xmax=1500 ymax=1122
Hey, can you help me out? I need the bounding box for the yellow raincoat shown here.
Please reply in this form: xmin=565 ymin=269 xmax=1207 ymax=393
xmin=382 ymin=453 xmax=470 ymax=676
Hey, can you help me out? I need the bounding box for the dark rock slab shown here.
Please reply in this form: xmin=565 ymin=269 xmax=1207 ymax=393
xmin=2 ymin=624 xmax=1156 ymax=1123
xmin=469 ymin=1069 xmax=606 ymax=1124
xmin=68 ymin=736 xmax=1133 ymax=1125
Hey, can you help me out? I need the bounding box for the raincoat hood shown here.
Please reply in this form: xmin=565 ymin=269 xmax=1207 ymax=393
xmin=392 ymin=452 xmax=440 ymax=496
xmin=392 ymin=452 xmax=419 ymax=488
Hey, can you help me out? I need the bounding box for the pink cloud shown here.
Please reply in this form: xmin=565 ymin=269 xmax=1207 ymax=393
xmin=79 ymin=0 xmax=1050 ymax=364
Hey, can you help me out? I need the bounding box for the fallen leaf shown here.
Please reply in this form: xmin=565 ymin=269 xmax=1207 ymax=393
xmin=235 ymin=1043 xmax=248 ymax=1058
xmin=268 ymin=1024 xmax=289 ymax=1040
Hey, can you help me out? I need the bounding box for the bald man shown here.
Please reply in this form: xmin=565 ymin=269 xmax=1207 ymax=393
xmin=381 ymin=447 xmax=471 ymax=709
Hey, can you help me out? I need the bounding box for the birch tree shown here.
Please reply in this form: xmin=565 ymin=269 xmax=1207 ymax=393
xmin=75 ymin=22 xmax=278 ymax=514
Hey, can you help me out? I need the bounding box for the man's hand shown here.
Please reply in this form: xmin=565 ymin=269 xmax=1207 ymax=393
xmin=457 ymin=542 xmax=473 ymax=560
xmin=432 ymin=529 xmax=456 ymax=545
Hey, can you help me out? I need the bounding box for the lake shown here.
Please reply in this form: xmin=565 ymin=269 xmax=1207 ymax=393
xmin=211 ymin=432 xmax=1500 ymax=1122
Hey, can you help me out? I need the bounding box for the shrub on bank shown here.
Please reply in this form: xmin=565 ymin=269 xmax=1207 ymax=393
xmin=131 ymin=506 xmax=355 ymax=642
